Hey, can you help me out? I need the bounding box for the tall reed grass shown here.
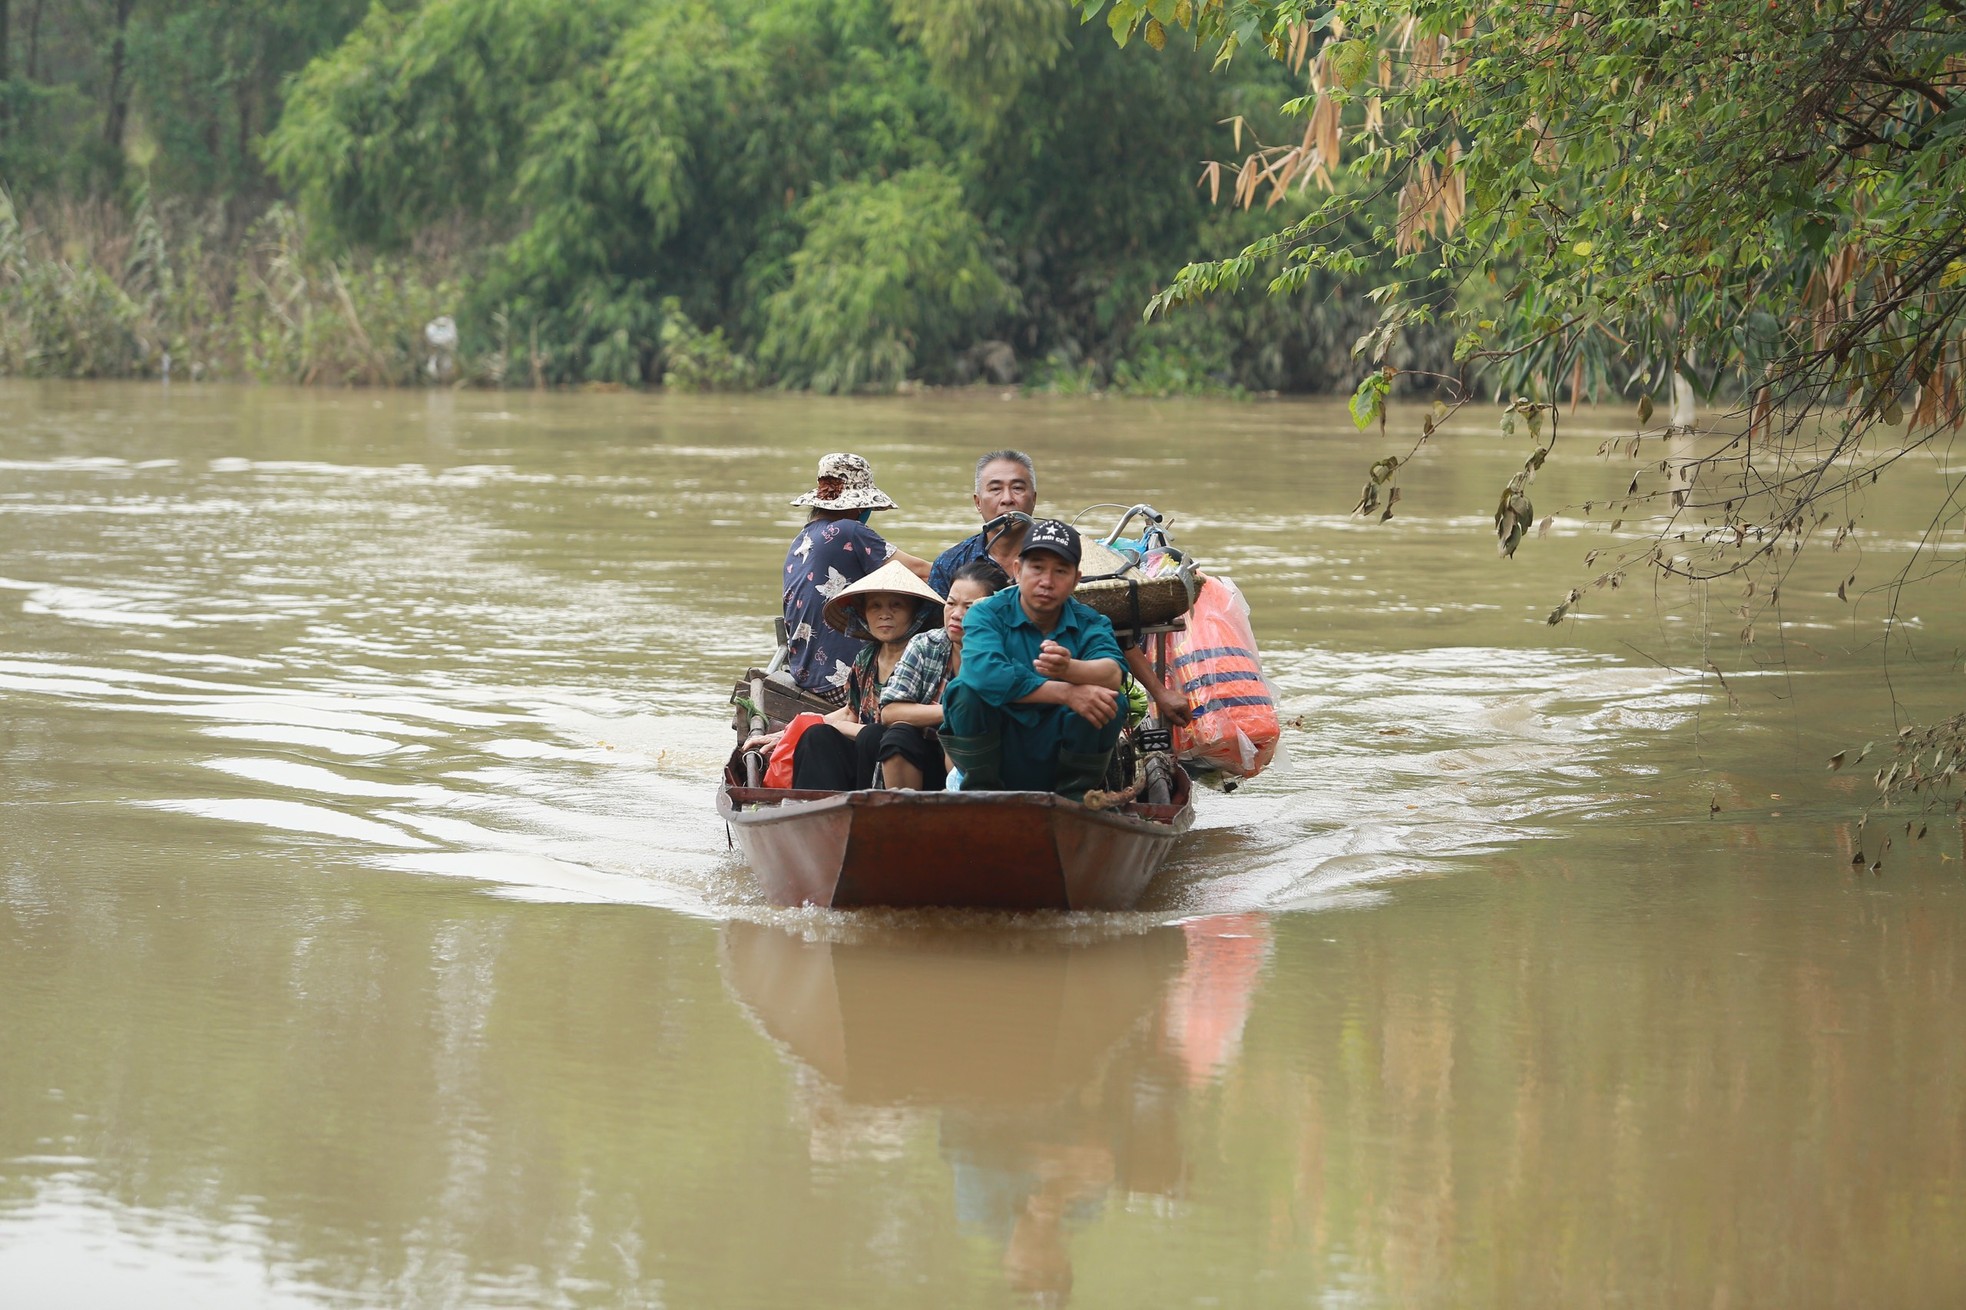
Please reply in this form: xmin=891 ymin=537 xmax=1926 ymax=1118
xmin=0 ymin=189 xmax=470 ymax=386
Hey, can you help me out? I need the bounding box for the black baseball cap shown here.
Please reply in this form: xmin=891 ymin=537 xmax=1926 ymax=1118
xmin=1018 ymin=518 xmax=1081 ymax=566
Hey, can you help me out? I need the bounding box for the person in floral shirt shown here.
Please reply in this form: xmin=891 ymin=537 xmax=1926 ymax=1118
xmin=781 ymin=453 xmax=930 ymax=703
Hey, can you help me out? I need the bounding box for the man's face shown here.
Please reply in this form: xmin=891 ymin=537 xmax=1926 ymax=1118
xmin=1015 ymin=551 xmax=1080 ymax=617
xmin=973 ymin=459 xmax=1037 ymax=522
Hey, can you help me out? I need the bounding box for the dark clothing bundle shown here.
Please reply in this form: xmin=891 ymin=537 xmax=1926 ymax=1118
xmin=791 ymin=721 xmax=946 ymax=791
xmin=791 ymin=642 xmax=948 ymax=790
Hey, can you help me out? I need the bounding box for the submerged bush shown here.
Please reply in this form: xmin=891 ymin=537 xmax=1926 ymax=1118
xmin=0 ymin=188 xmax=144 ymax=377
xmin=758 ymin=167 xmax=1017 ymax=393
xmin=229 ymin=206 xmax=462 ymax=385
xmin=0 ymin=190 xmax=464 ymax=385
xmin=659 ymin=299 xmax=753 ymax=392
xmin=1108 ymin=340 xmax=1242 ymax=398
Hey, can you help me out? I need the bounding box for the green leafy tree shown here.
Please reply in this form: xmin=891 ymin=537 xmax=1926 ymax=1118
xmin=1081 ymin=0 xmax=1966 ymax=816
xmin=0 ymin=0 xmax=369 ymax=199
xmin=758 ymin=165 xmax=1017 ymax=391
xmin=267 ymin=0 xmax=956 ymax=384
xmin=1080 ymin=0 xmax=1966 ymax=565
xmin=892 ymin=0 xmax=1071 ymax=126
xmin=128 ymin=0 xmax=373 ymax=201
xmin=264 ymin=0 xmax=1408 ymax=390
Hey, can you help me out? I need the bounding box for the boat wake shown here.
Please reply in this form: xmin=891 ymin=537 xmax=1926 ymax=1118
xmin=0 ymin=443 xmax=1704 ymax=926
xmin=0 ymin=631 xmax=1698 ymax=926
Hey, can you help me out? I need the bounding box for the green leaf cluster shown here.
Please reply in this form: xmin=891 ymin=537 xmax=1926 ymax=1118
xmin=758 ymin=166 xmax=1016 ymax=393
xmin=1095 ymin=0 xmax=1966 ymax=418
xmin=250 ymin=0 xmax=1425 ymax=390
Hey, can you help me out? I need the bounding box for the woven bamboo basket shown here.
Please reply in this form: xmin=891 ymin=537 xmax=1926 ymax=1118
xmin=1075 ymin=572 xmax=1199 ymax=630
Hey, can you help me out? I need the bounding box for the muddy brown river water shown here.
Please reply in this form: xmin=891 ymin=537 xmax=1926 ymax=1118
xmin=2 ymin=381 xmax=1962 ymax=1307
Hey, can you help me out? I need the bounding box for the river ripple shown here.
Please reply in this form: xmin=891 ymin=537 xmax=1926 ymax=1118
xmin=2 ymin=382 xmax=1961 ymax=1308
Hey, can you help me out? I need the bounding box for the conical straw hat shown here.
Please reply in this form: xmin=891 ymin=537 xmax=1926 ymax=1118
xmin=1076 ymin=538 xmax=1135 ymax=580
xmin=822 ymin=559 xmax=946 ymax=636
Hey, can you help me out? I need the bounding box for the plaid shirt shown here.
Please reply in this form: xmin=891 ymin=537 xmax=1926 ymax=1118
xmin=878 ymin=629 xmax=955 ymax=708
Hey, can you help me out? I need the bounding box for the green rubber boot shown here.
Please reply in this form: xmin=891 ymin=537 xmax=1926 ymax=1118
xmin=1054 ymin=749 xmax=1116 ymax=804
xmin=941 ymin=731 xmax=1005 ymax=792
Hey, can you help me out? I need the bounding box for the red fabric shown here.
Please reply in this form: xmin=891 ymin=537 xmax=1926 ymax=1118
xmin=762 ymin=712 xmax=828 ymax=789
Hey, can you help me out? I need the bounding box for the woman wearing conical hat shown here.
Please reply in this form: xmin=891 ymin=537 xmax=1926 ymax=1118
xmin=875 ymin=558 xmax=1011 ymax=789
xmin=781 ymin=453 xmax=932 ymax=705
xmin=748 ymin=560 xmax=947 ymax=790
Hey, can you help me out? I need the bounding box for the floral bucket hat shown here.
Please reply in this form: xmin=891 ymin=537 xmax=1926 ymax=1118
xmin=790 ymin=452 xmax=899 ymax=512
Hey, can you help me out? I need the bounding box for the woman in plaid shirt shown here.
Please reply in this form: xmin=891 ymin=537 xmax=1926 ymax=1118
xmin=876 ymin=560 xmax=1010 ymax=789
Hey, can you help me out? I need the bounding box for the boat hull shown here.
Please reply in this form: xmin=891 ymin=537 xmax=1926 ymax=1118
xmin=717 ymin=784 xmax=1192 ymax=910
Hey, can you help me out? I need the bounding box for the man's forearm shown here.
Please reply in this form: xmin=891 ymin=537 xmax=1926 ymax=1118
xmin=1122 ymin=647 xmax=1160 ymax=689
xmin=1061 ymin=656 xmax=1123 ymax=690
xmin=1015 ymin=666 xmax=1120 ymax=705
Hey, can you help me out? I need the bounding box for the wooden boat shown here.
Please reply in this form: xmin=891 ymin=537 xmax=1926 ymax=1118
xmin=718 ymin=771 xmax=1193 ymax=911
xmin=720 ymin=505 xmax=1203 ymax=910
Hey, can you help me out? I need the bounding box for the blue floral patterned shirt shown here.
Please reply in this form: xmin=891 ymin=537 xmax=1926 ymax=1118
xmin=782 ymin=519 xmax=894 ymax=701
xmin=928 ymin=531 xmax=993 ymax=597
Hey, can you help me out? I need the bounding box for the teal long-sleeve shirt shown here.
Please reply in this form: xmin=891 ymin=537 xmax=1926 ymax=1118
xmin=946 ymin=586 xmax=1124 ymax=726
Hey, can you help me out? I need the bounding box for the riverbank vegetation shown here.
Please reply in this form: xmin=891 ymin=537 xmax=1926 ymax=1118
xmin=0 ymin=0 xmax=1463 ymax=394
xmin=1082 ymin=0 xmax=1966 ymax=826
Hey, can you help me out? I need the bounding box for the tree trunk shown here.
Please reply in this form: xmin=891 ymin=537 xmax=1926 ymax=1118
xmin=2 ymin=0 xmax=12 ymax=138
xmin=1670 ymin=349 xmax=1698 ymax=433
xmin=102 ymin=0 xmax=135 ymax=155
xmin=25 ymin=0 xmax=43 ymax=81
xmin=236 ymin=81 xmax=251 ymax=183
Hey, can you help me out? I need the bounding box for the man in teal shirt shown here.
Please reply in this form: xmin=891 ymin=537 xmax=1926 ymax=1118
xmin=941 ymin=519 xmax=1125 ymax=800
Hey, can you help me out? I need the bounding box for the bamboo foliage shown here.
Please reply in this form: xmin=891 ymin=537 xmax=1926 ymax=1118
xmin=1213 ymin=13 xmax=1473 ymax=228
xmin=1393 ymin=141 xmax=1460 ymax=255
xmin=1217 ymin=32 xmax=1349 ymax=210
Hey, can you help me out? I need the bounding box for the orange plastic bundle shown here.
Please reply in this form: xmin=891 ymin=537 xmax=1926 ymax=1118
xmin=762 ymin=712 xmax=827 ymax=788
xmin=1168 ymin=575 xmax=1278 ymax=778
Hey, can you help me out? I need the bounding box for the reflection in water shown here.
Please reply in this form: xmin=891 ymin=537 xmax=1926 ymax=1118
xmin=721 ymin=916 xmax=1271 ymax=1304
xmin=5 ymin=385 xmax=1966 ymax=1307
